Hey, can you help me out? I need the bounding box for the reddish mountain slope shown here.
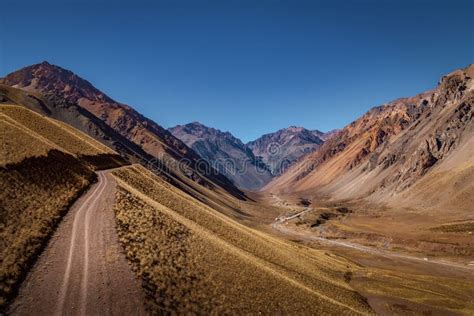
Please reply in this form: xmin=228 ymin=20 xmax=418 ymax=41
xmin=1 ymin=62 xmax=244 ymax=199
xmin=266 ymin=64 xmax=474 ymax=211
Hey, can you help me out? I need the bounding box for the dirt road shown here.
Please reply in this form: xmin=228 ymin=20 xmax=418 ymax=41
xmin=9 ymin=170 xmax=146 ymax=316
xmin=273 ymin=209 xmax=474 ymax=271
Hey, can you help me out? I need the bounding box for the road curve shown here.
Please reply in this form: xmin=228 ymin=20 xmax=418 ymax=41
xmin=9 ymin=170 xmax=146 ymax=316
xmin=273 ymin=209 xmax=474 ymax=271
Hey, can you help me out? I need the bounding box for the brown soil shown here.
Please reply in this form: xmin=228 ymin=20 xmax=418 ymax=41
xmin=264 ymin=194 xmax=474 ymax=315
xmin=8 ymin=171 xmax=145 ymax=315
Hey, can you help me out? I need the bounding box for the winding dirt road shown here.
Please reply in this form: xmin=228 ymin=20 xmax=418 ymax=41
xmin=273 ymin=209 xmax=474 ymax=271
xmin=9 ymin=170 xmax=146 ymax=316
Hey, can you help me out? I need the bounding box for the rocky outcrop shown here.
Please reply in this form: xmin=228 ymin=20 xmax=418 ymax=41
xmin=266 ymin=64 xmax=474 ymax=209
xmin=380 ymin=67 xmax=474 ymax=192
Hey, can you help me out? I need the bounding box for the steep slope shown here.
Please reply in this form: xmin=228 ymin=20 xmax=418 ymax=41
xmin=0 ymin=88 xmax=373 ymax=315
xmin=169 ymin=122 xmax=272 ymax=190
xmin=110 ymin=164 xmax=373 ymax=314
xmin=0 ymin=84 xmax=152 ymax=164
xmin=0 ymin=101 xmax=126 ymax=309
xmin=266 ymin=64 xmax=474 ymax=211
xmin=0 ymin=62 xmax=244 ymax=199
xmin=247 ymin=126 xmax=324 ymax=175
xmin=320 ymin=128 xmax=340 ymax=141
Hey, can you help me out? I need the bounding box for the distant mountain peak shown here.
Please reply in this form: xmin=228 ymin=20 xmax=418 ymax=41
xmin=169 ymin=122 xmax=273 ymax=190
xmin=247 ymin=126 xmax=325 ymax=175
xmin=1 ymin=61 xmax=115 ymax=105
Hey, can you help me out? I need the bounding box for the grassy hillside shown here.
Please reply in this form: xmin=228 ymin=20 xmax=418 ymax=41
xmin=112 ymin=165 xmax=373 ymax=314
xmin=0 ymin=104 xmax=125 ymax=309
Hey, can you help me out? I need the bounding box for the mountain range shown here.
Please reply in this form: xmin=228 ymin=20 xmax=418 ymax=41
xmin=266 ymin=64 xmax=474 ymax=213
xmin=3 ymin=60 xmax=472 ymax=210
xmin=0 ymin=61 xmax=245 ymax=199
xmin=246 ymin=126 xmax=327 ymax=176
xmin=169 ymin=123 xmax=332 ymax=189
xmin=169 ymin=122 xmax=273 ymax=190
xmin=0 ymin=61 xmax=374 ymax=314
xmin=1 ymin=61 xmax=473 ymax=314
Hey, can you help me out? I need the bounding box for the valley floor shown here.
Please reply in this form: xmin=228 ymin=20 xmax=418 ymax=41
xmin=258 ymin=193 xmax=474 ymax=315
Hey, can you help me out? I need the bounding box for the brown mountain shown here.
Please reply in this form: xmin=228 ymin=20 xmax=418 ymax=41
xmin=266 ymin=64 xmax=474 ymax=211
xmin=0 ymin=84 xmax=372 ymax=315
xmin=169 ymin=122 xmax=273 ymax=190
xmin=0 ymin=62 xmax=244 ymax=199
xmin=247 ymin=126 xmax=325 ymax=176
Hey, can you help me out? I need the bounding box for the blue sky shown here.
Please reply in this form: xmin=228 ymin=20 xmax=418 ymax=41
xmin=1 ymin=0 xmax=473 ymax=142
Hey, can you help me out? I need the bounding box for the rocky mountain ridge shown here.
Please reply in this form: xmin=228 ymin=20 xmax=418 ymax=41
xmin=169 ymin=122 xmax=336 ymax=189
xmin=0 ymin=61 xmax=245 ymax=199
xmin=266 ymin=64 xmax=474 ymax=212
xmin=169 ymin=122 xmax=272 ymax=190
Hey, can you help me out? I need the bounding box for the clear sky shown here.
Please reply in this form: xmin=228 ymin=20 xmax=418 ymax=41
xmin=1 ymin=0 xmax=473 ymax=142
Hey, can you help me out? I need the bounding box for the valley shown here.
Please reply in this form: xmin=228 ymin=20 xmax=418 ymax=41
xmin=1 ymin=61 xmax=473 ymax=315
xmin=264 ymin=194 xmax=474 ymax=315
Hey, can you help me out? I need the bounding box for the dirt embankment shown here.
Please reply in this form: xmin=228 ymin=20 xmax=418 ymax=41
xmin=8 ymin=170 xmax=145 ymax=315
xmin=0 ymin=151 xmax=95 ymax=310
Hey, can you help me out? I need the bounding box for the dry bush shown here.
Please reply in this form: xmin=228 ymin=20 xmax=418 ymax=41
xmin=0 ymin=150 xmax=95 ymax=310
xmin=114 ymin=189 xmax=214 ymax=313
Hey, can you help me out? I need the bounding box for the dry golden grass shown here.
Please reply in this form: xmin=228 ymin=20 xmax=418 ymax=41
xmin=112 ymin=165 xmax=373 ymax=314
xmin=0 ymin=151 xmax=95 ymax=309
xmin=0 ymin=114 xmax=52 ymax=165
xmin=0 ymin=105 xmax=110 ymax=156
xmin=352 ymin=267 xmax=474 ymax=315
xmin=0 ymin=104 xmax=123 ymax=310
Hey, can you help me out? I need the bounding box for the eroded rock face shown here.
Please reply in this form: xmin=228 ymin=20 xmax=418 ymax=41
xmin=267 ymin=64 xmax=474 ymax=203
xmin=363 ymin=65 xmax=473 ymax=194
xmin=247 ymin=126 xmax=325 ymax=175
xmin=169 ymin=122 xmax=273 ymax=190
xmin=386 ymin=73 xmax=474 ymax=192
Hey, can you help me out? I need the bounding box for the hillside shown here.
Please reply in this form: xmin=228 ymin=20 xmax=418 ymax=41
xmin=262 ymin=65 xmax=474 ymax=273
xmin=247 ymin=126 xmax=325 ymax=175
xmin=169 ymin=122 xmax=273 ymax=190
xmin=266 ymin=64 xmax=474 ymax=212
xmin=0 ymin=62 xmax=244 ymax=200
xmin=0 ymin=100 xmax=126 ymax=309
xmin=0 ymin=87 xmax=374 ymax=314
xmin=110 ymin=164 xmax=372 ymax=314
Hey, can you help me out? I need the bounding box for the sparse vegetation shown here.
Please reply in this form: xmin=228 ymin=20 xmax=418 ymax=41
xmin=0 ymin=105 xmax=126 ymax=170
xmin=344 ymin=271 xmax=353 ymax=283
xmin=0 ymin=150 xmax=95 ymax=309
xmin=111 ymin=165 xmax=373 ymax=314
xmin=0 ymin=105 xmax=112 ymax=158
xmin=300 ymin=198 xmax=311 ymax=207
xmin=352 ymin=268 xmax=474 ymax=315
xmin=431 ymin=222 xmax=474 ymax=233
xmin=0 ymin=104 xmax=125 ymax=311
